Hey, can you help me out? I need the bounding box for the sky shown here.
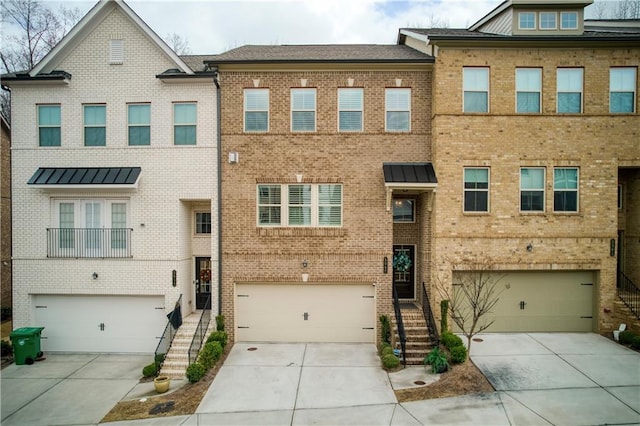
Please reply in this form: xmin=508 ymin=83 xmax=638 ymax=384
xmin=20 ymin=0 xmax=618 ymax=55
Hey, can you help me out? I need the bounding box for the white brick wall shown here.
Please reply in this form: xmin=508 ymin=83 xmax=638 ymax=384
xmin=11 ymin=6 xmax=219 ymax=327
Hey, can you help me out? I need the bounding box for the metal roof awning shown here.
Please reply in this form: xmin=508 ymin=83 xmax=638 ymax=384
xmin=383 ymin=162 xmax=437 ymax=211
xmin=28 ymin=167 xmax=141 ymax=190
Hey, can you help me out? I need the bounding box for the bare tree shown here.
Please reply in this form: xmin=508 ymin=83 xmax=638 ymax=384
xmin=0 ymin=0 xmax=81 ymax=122
xmin=615 ymin=0 xmax=640 ymax=18
xmin=436 ymin=255 xmax=510 ymax=352
xmin=590 ymin=0 xmax=610 ymax=19
xmin=164 ymin=33 xmax=192 ymax=55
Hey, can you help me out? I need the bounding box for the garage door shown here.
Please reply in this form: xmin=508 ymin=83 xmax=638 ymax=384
xmin=33 ymin=295 xmax=167 ymax=353
xmin=452 ymin=271 xmax=594 ymax=333
xmin=236 ymin=284 xmax=375 ymax=343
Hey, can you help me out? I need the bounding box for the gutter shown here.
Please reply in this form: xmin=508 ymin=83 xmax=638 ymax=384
xmin=213 ymin=69 xmax=222 ymax=317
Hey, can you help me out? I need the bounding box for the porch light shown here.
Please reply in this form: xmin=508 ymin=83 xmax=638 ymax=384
xmin=302 ymin=260 xmax=308 ymax=268
xmin=92 ymin=272 xmax=98 ymax=279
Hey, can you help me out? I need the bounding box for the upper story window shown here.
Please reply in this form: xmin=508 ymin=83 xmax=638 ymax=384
xmin=516 ymin=68 xmax=542 ymax=113
xmin=257 ymin=184 xmax=342 ymax=227
xmin=291 ymin=88 xmax=316 ymax=132
xmin=38 ymin=104 xmax=61 ymax=147
xmin=539 ymin=12 xmax=557 ymax=29
xmin=173 ymin=103 xmax=196 ymax=145
xmin=463 ymin=67 xmax=489 ymax=113
xmin=338 ymin=88 xmax=363 ymax=132
xmin=464 ymin=168 xmax=489 ymax=213
xmin=393 ymin=199 xmax=415 ymax=222
xmin=557 ymin=68 xmax=583 ymax=113
xmin=610 ymin=67 xmax=637 ymax=113
xmin=244 ymin=89 xmax=269 ymax=132
xmin=520 ymin=167 xmax=545 ymax=212
xmin=385 ymin=88 xmax=411 ymax=132
xmin=128 ymin=104 xmax=150 ymax=145
xmin=561 ymin=12 xmax=578 ymax=29
xmin=519 ymin=12 xmax=536 ymax=30
xmin=195 ymin=212 xmax=211 ymax=234
xmin=83 ymin=105 xmax=106 ymax=146
xmin=554 ymin=168 xmax=579 ymax=213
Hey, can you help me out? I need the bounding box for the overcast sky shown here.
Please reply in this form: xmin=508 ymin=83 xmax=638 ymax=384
xmin=26 ymin=0 xmax=617 ymax=55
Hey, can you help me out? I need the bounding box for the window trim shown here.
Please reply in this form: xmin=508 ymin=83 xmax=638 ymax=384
xmin=37 ymin=104 xmax=61 ymax=147
xmin=515 ymin=68 xmax=542 ymax=114
xmin=393 ymin=198 xmax=415 ymax=223
xmin=338 ymin=88 xmax=364 ymax=132
xmin=83 ymin=104 xmax=106 ymax=147
xmin=518 ymin=12 xmax=536 ymax=30
xmin=560 ymin=11 xmax=578 ymax=30
xmin=194 ymin=211 xmax=212 ymax=235
xmin=127 ymin=103 xmax=151 ymax=146
xmin=291 ymin=88 xmax=316 ymax=132
xmin=553 ymin=167 xmax=579 ymax=213
xmin=463 ymin=167 xmax=490 ymax=213
xmin=463 ymin=67 xmax=490 ymax=113
xmin=609 ymin=67 xmax=637 ymax=114
xmin=385 ymin=88 xmax=411 ymax=132
xmin=539 ymin=11 xmax=557 ymax=30
xmin=557 ymin=68 xmax=583 ymax=114
xmin=244 ymin=88 xmax=270 ymax=133
xmin=173 ymin=102 xmax=197 ymax=145
xmin=520 ymin=167 xmax=546 ymax=213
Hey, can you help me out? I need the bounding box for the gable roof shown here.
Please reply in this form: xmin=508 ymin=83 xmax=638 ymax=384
xmin=30 ymin=0 xmax=193 ymax=76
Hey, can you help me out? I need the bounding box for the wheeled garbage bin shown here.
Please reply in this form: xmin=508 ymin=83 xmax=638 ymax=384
xmin=10 ymin=327 xmax=45 ymax=365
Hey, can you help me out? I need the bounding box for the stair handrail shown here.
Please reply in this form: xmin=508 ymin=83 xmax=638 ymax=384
xmin=392 ymin=284 xmax=407 ymax=366
xmin=618 ymin=270 xmax=640 ymax=319
xmin=421 ymin=282 xmax=440 ymax=346
xmin=155 ymin=294 xmax=182 ymax=370
xmin=188 ymin=295 xmax=212 ymax=365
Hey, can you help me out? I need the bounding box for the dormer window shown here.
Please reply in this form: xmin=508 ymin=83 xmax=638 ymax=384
xmin=519 ymin=12 xmax=536 ymax=30
xmin=540 ymin=12 xmax=557 ymax=30
xmin=561 ymin=12 xmax=578 ymax=30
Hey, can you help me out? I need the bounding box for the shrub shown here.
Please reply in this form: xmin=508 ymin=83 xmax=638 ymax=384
xmin=207 ymin=331 xmax=228 ymax=348
xmin=154 ymin=353 xmax=165 ymax=370
xmin=441 ymin=332 xmax=464 ymax=350
xmin=631 ymin=335 xmax=640 ymax=350
xmin=424 ymin=347 xmax=449 ymax=374
xmin=186 ymin=362 xmax=206 ymax=383
xmin=198 ymin=341 xmax=223 ymax=370
xmin=381 ymin=345 xmax=394 ymax=357
xmin=1 ymin=340 xmax=12 ymax=357
xmin=142 ymin=363 xmax=157 ymax=378
xmin=379 ymin=315 xmax=391 ymax=345
xmin=378 ymin=342 xmax=392 ymax=355
xmin=216 ymin=315 xmax=225 ymax=332
xmin=382 ymin=353 xmax=400 ymax=370
xmin=619 ymin=330 xmax=636 ymax=345
xmin=450 ymin=345 xmax=468 ymax=364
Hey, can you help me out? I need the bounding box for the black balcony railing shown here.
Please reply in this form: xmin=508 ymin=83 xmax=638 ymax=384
xmin=421 ymin=282 xmax=440 ymax=347
xmin=392 ymin=284 xmax=407 ymax=366
xmin=618 ymin=271 xmax=640 ymax=319
xmin=47 ymin=228 xmax=133 ymax=258
xmin=155 ymin=294 xmax=183 ymax=372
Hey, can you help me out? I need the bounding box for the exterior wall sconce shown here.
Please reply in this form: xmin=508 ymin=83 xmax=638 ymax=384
xmin=610 ymin=239 xmax=616 ymax=257
xmin=383 ymin=257 xmax=388 ymax=274
xmin=526 ymin=244 xmax=533 ymax=252
xmin=302 ymin=260 xmax=308 ymax=268
xmin=92 ymin=272 xmax=99 ymax=279
xmin=172 ymin=270 xmax=177 ymax=287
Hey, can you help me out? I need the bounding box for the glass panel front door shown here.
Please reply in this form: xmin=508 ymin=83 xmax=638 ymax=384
xmin=393 ymin=245 xmax=415 ymax=299
xmin=195 ymin=257 xmax=212 ymax=309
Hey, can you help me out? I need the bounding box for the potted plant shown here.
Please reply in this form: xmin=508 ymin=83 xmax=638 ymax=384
xmin=153 ymin=375 xmax=170 ymax=393
xmin=393 ymin=252 xmax=412 ymax=272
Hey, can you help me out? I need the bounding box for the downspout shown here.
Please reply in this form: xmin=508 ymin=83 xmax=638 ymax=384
xmin=213 ymin=70 xmax=222 ymax=316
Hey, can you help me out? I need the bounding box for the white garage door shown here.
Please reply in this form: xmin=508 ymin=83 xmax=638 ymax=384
xmin=33 ymin=295 xmax=167 ymax=353
xmin=236 ymin=284 xmax=376 ymax=343
xmin=452 ymin=271 xmax=594 ymax=333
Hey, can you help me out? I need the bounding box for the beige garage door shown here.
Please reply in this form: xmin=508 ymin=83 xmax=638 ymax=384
xmin=452 ymin=271 xmax=594 ymax=333
xmin=235 ymin=283 xmax=376 ymax=343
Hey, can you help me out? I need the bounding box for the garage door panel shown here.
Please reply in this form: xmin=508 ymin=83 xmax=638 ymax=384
xmin=236 ymin=284 xmax=375 ymax=343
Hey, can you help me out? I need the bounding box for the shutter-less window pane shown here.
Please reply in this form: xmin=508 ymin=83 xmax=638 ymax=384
xmin=174 ymin=103 xmax=196 ymax=145
xmin=610 ymin=68 xmax=636 ymax=113
xmin=289 ymin=185 xmax=312 ymax=226
xmin=386 ymin=88 xmax=410 ymax=131
xmin=554 ymin=168 xmax=578 ymax=212
xmin=84 ymin=105 xmax=106 ymax=147
xmin=111 ymin=203 xmax=127 ymax=249
xmin=561 ymin=12 xmax=578 ymax=29
xmin=128 ymin=104 xmax=150 ymax=145
xmin=516 ymin=68 xmax=541 ymax=113
xmin=393 ymin=199 xmax=414 ymax=222
xmin=59 ymin=203 xmax=75 ymax=249
xmin=463 ymin=68 xmax=489 ymax=113
xmin=38 ymin=105 xmax=61 ymax=146
xmin=292 ymin=89 xmax=316 ymax=131
xmin=338 ymin=88 xmax=363 ymax=131
xmin=318 ymin=184 xmax=342 ymax=226
xmin=245 ymin=89 xmax=269 ymax=132
xmin=519 ymin=12 xmax=535 ymax=29
xmin=557 ymin=69 xmax=583 ymax=113
xmin=258 ymin=185 xmax=281 ymax=225
xmin=464 ymin=168 xmax=489 ymax=212
xmin=521 ymin=168 xmax=545 ymax=211
xmin=540 ymin=12 xmax=557 ymax=29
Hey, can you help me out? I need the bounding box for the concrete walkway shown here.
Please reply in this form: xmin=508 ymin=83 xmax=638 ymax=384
xmin=1 ymin=334 xmax=639 ymax=425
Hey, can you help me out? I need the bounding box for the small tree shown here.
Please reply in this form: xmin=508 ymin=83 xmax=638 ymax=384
xmin=436 ymin=255 xmax=509 ymax=352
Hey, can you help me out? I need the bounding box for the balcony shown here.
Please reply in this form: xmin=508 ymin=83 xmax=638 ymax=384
xmin=47 ymin=228 xmax=133 ymax=258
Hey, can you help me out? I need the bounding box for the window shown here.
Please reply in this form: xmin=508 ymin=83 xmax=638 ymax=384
xmin=393 ymin=199 xmax=415 ymax=222
xmin=386 ymin=88 xmax=411 ymax=132
xmin=557 ymin=68 xmax=583 ymax=113
xmin=128 ymin=104 xmax=150 ymax=145
xmin=338 ymin=88 xmax=363 ymax=131
xmin=540 ymin=12 xmax=557 ymax=29
xmin=610 ymin=67 xmax=636 ymax=113
xmin=257 ymin=184 xmax=342 ymax=227
xmin=561 ymin=12 xmax=578 ymax=29
xmin=38 ymin=105 xmax=61 ymax=146
xmin=464 ymin=168 xmax=489 ymax=212
xmin=291 ymin=88 xmax=316 ymax=132
xmin=554 ymin=168 xmax=578 ymax=212
xmin=463 ymin=67 xmax=489 ymax=113
xmin=516 ymin=68 xmax=542 ymax=113
xmin=245 ymin=89 xmax=269 ymax=132
xmin=52 ymin=199 xmax=129 ymax=257
xmin=520 ymin=168 xmax=545 ymax=212
xmin=173 ymin=103 xmax=196 ymax=145
xmin=83 ymin=105 xmax=106 ymax=146
xmin=195 ymin=212 xmax=211 ymax=234
xmin=519 ymin=12 xmax=536 ymax=29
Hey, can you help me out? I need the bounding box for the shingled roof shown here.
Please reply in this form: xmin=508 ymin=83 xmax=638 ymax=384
xmin=402 ymin=27 xmax=640 ymax=41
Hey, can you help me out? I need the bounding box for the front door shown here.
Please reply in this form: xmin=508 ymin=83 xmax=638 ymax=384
xmin=195 ymin=257 xmax=212 ymax=309
xmin=393 ymin=245 xmax=415 ymax=299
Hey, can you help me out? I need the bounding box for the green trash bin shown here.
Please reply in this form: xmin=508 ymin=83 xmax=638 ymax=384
xmin=10 ymin=327 xmax=45 ymax=365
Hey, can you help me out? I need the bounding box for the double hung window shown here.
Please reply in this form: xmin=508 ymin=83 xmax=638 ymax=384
xmin=554 ymin=168 xmax=579 ymax=212
xmin=338 ymin=88 xmax=363 ymax=131
xmin=463 ymin=67 xmax=489 ymax=113
xmin=84 ymin=105 xmax=106 ymax=146
xmin=464 ymin=168 xmax=489 ymax=212
xmin=174 ymin=103 xmax=196 ymax=145
xmin=245 ymin=89 xmax=269 ymax=132
xmin=610 ymin=67 xmax=636 ymax=113
xmin=257 ymin=184 xmax=342 ymax=227
xmin=195 ymin=212 xmax=211 ymax=234
xmin=520 ymin=168 xmax=545 ymax=212
xmin=128 ymin=104 xmax=151 ymax=145
xmin=557 ymin=68 xmax=583 ymax=113
xmin=516 ymin=68 xmax=542 ymax=113
xmin=291 ymin=88 xmax=316 ymax=132
xmin=385 ymin=88 xmax=411 ymax=132
xmin=38 ymin=105 xmax=61 ymax=146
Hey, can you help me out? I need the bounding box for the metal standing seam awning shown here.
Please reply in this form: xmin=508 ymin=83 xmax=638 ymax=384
xmin=27 ymin=167 xmax=141 ymax=189
xmin=383 ymin=162 xmax=437 ymax=211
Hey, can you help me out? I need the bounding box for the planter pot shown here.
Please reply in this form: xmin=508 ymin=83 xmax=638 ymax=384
xmin=154 ymin=376 xmax=170 ymax=393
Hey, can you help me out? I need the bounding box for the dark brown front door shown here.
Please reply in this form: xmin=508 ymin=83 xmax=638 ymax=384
xmin=393 ymin=245 xmax=415 ymax=299
xmin=195 ymin=257 xmax=212 ymax=309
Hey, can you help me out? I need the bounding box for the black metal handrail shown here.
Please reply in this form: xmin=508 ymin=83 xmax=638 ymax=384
xmin=47 ymin=228 xmax=133 ymax=258
xmin=618 ymin=271 xmax=640 ymax=319
xmin=422 ymin=282 xmax=440 ymax=346
xmin=155 ymin=294 xmax=182 ymax=371
xmin=188 ymin=296 xmax=212 ymax=364
xmin=392 ymin=285 xmax=407 ymax=366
